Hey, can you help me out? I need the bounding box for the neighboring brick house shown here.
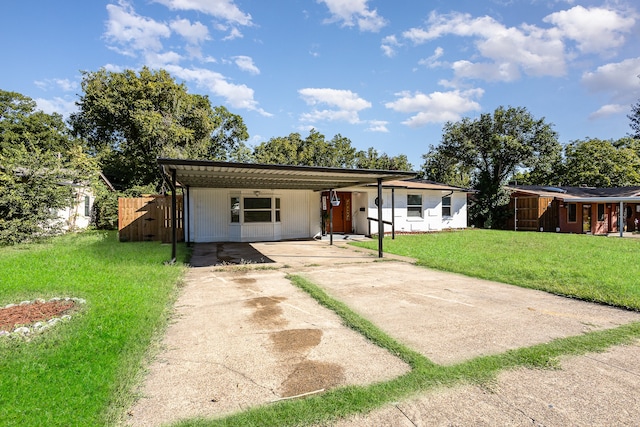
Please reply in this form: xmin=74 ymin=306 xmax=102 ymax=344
xmin=505 ymin=185 xmax=640 ymax=235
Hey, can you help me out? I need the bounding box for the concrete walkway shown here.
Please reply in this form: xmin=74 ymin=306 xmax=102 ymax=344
xmin=126 ymin=239 xmax=640 ymax=426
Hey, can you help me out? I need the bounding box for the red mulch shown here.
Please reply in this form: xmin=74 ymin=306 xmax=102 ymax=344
xmin=0 ymin=300 xmax=76 ymax=331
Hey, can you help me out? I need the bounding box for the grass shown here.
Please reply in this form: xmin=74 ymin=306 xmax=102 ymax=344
xmin=174 ymin=275 xmax=640 ymax=427
xmin=0 ymin=231 xmax=188 ymax=427
xmin=3 ymin=229 xmax=639 ymax=426
xmin=352 ymin=229 xmax=640 ymax=310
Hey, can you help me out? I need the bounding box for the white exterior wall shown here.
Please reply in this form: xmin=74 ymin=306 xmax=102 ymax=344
xmin=189 ymin=188 xmax=320 ymax=242
xmin=350 ymin=187 xmax=467 ymax=234
xmin=55 ymin=186 xmax=95 ymax=231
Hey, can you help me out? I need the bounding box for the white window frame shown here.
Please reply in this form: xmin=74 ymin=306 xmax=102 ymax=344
xmin=442 ymin=196 xmax=452 ymax=218
xmin=407 ymin=194 xmax=423 ymax=218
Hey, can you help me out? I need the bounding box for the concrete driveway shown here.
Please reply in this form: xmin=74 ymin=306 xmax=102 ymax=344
xmin=126 ymin=239 xmax=640 ymax=426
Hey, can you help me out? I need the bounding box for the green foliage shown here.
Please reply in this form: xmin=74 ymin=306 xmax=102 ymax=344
xmin=253 ymin=129 xmax=412 ymax=170
xmin=629 ymin=99 xmax=640 ymax=139
xmin=355 ymin=147 xmax=413 ymax=170
xmin=0 ymin=231 xmax=187 ymax=426
xmin=69 ymin=67 xmax=248 ymax=189
xmin=560 ymin=138 xmax=640 ymax=187
xmin=0 ymin=90 xmax=98 ymax=245
xmin=423 ymin=106 xmax=560 ymax=228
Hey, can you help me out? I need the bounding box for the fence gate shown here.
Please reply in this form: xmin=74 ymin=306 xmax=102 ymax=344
xmin=118 ymin=195 xmax=183 ymax=243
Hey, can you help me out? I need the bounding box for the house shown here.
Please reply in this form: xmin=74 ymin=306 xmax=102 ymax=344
xmin=55 ymin=172 xmax=115 ymax=232
xmin=505 ymin=185 xmax=640 ymax=235
xmin=157 ymin=159 xmax=470 ymax=247
xmin=323 ymin=179 xmax=469 ymax=236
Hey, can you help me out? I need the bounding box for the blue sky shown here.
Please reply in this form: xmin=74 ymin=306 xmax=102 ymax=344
xmin=2 ymin=0 xmax=639 ymax=169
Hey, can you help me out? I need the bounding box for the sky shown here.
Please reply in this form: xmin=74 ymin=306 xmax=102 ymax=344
xmin=2 ymin=0 xmax=639 ymax=170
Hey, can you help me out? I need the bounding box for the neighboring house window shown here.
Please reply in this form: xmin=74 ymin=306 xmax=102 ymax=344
xmin=84 ymin=196 xmax=90 ymax=217
xmin=244 ymin=197 xmax=272 ymax=222
xmin=597 ymin=204 xmax=605 ymax=221
xmin=442 ymin=196 xmax=452 ymax=217
xmin=567 ymin=203 xmax=577 ymax=223
xmin=407 ymin=194 xmax=423 ymax=217
xmin=231 ymin=197 xmax=240 ymax=223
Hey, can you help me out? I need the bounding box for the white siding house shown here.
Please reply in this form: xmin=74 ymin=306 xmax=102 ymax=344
xmin=158 ymin=159 xmax=470 ymax=244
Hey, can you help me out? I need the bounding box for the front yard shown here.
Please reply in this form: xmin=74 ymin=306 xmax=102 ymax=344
xmin=0 ymin=231 xmax=187 ymax=426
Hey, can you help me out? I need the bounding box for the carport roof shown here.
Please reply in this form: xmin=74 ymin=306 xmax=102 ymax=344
xmin=158 ymin=158 xmax=416 ymax=191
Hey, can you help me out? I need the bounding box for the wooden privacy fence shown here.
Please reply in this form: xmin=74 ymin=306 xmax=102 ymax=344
xmin=118 ymin=195 xmax=184 ymax=243
xmin=507 ymin=196 xmax=559 ymax=232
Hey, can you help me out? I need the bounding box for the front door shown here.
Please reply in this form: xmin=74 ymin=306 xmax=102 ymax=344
xmin=582 ymin=205 xmax=592 ymax=233
xmin=595 ymin=203 xmax=607 ymax=234
xmin=323 ymin=192 xmax=352 ymax=233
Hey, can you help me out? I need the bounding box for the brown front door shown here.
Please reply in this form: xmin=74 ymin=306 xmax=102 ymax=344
xmin=595 ymin=203 xmax=607 ymax=234
xmin=324 ymin=192 xmax=352 ymax=233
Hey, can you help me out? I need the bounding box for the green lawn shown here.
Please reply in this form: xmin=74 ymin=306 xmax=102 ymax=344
xmin=353 ymin=229 xmax=640 ymax=311
xmin=2 ymin=229 xmax=639 ymax=427
xmin=0 ymin=231 xmax=187 ymax=426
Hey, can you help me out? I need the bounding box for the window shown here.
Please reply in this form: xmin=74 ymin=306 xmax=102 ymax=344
xmin=567 ymin=203 xmax=577 ymax=223
xmin=230 ymin=197 xmax=240 ymax=223
xmin=275 ymin=198 xmax=281 ymax=222
xmin=407 ymin=194 xmax=422 ymax=217
xmin=84 ymin=195 xmax=90 ymax=217
xmin=244 ymin=197 xmax=272 ymax=222
xmin=597 ymin=204 xmax=605 ymax=221
xmin=442 ymin=196 xmax=452 ymax=217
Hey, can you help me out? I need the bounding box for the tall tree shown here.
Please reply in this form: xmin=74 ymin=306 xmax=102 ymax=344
xmin=355 ymin=147 xmax=412 ymax=170
xmin=0 ymin=90 xmax=97 ymax=244
xmin=629 ymin=100 xmax=640 ymax=139
xmin=69 ymin=67 xmax=248 ymax=189
xmin=423 ymin=106 xmax=560 ymax=228
xmin=560 ymin=138 xmax=640 ymax=187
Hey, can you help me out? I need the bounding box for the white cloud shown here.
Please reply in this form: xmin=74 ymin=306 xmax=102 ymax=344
xmin=170 ymin=18 xmax=210 ymax=45
xmin=385 ymin=88 xmax=484 ymax=127
xmin=152 ymin=0 xmax=252 ymax=26
xmin=582 ymin=57 xmax=640 ymax=102
xmin=418 ymin=47 xmax=445 ymax=69
xmin=403 ymin=12 xmax=566 ymax=81
xmin=298 ymin=88 xmax=371 ymax=124
xmin=582 ymin=57 xmax=640 ymax=118
xmin=366 ymin=120 xmax=389 ymax=133
xmin=35 ymin=97 xmax=78 ymax=118
xmin=233 ymin=56 xmax=260 ymax=75
xmin=588 ymin=104 xmax=629 ymax=120
xmin=34 ymin=78 xmax=79 ymax=92
xmin=381 ymin=35 xmax=400 ymax=57
xmin=163 ymin=65 xmax=271 ymax=116
xmin=544 ymin=5 xmax=635 ymax=55
xmin=104 ymin=1 xmax=171 ymax=55
xmin=222 ymin=27 xmax=243 ymax=41
xmin=318 ymin=0 xmax=387 ymax=32
xmin=144 ymin=51 xmax=183 ymax=67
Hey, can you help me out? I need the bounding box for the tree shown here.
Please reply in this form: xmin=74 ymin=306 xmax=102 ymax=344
xmin=355 ymin=147 xmax=412 ymax=170
xmin=629 ymin=99 xmax=640 ymax=139
xmin=560 ymin=138 xmax=640 ymax=187
xmin=69 ymin=67 xmax=248 ymax=189
xmin=423 ymin=106 xmax=561 ymax=228
xmin=0 ymin=90 xmax=97 ymax=244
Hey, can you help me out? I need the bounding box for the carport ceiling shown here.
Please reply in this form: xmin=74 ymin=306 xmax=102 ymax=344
xmin=158 ymin=158 xmax=416 ymax=191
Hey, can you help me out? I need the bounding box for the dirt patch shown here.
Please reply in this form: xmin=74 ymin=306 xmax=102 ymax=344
xmin=0 ymin=300 xmax=76 ymax=331
xmin=245 ymin=296 xmax=288 ymax=327
xmin=233 ymin=278 xmax=257 ymax=285
xmin=279 ymin=360 xmax=345 ymax=397
xmin=270 ymin=329 xmax=323 ymax=353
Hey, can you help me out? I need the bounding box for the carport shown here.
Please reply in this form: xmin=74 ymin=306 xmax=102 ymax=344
xmin=158 ymin=158 xmax=415 ymax=261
